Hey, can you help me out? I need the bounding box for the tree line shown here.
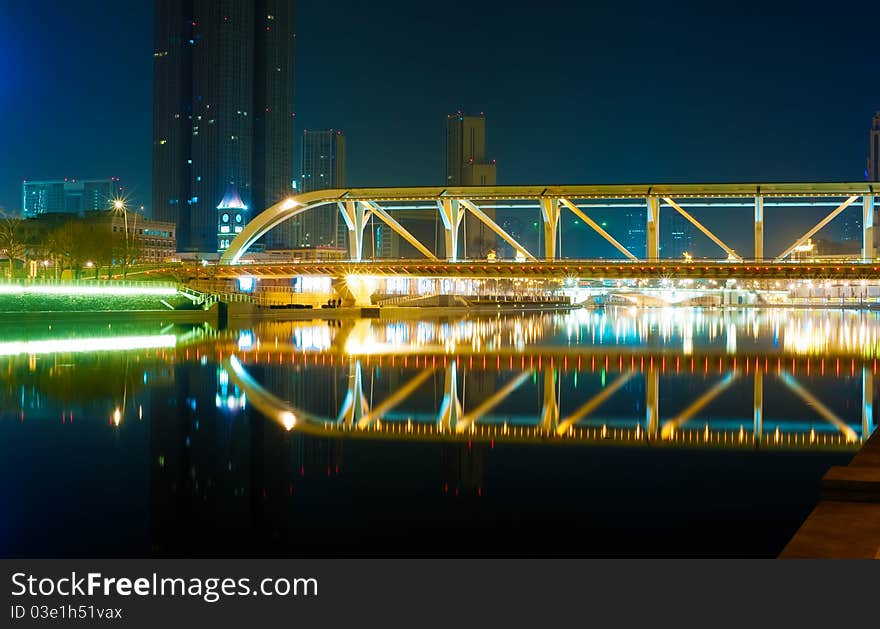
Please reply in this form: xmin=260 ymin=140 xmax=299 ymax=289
xmin=0 ymin=212 xmax=141 ymax=279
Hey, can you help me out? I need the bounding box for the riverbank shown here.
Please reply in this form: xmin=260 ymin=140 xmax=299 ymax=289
xmin=779 ymin=427 xmax=880 ymax=558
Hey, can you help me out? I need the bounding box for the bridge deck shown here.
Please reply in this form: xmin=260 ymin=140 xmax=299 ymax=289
xmin=207 ymin=260 xmax=880 ymax=280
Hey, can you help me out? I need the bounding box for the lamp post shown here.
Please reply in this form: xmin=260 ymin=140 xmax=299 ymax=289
xmin=112 ymin=199 xmax=128 ymax=277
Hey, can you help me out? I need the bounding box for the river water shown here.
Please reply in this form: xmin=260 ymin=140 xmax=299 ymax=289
xmin=1 ymin=306 xmax=875 ymax=557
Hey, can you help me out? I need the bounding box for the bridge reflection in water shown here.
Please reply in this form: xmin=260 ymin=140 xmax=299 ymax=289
xmin=0 ymin=307 xmax=874 ymax=557
xmin=219 ymin=308 xmax=879 ymax=453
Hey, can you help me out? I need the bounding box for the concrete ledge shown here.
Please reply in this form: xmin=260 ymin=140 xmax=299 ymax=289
xmin=821 ymin=466 xmax=880 ymax=502
xmin=779 ymin=501 xmax=880 ymax=559
xmin=781 ymin=427 xmax=880 ymax=558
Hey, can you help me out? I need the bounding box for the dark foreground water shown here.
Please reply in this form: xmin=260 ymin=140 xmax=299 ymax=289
xmin=1 ymin=307 xmax=876 ymax=557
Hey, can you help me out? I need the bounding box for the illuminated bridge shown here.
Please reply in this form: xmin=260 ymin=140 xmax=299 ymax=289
xmin=210 ymin=259 xmax=880 ymax=281
xmin=219 ymin=183 xmax=880 ymax=271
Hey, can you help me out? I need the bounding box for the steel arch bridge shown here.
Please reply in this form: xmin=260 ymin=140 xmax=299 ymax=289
xmin=218 ymin=183 xmax=880 ymax=266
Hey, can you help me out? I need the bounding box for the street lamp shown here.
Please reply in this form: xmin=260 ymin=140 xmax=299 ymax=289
xmin=111 ymin=197 xmax=140 ymax=276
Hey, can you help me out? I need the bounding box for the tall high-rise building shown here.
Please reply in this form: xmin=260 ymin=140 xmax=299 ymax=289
xmin=868 ymin=112 xmax=880 ymax=182
xmin=445 ymin=111 xmax=498 ymax=258
xmin=293 ymin=129 xmax=346 ymax=247
xmin=660 ymin=213 xmax=694 ymax=259
xmin=445 ymin=111 xmax=496 ymax=187
xmin=152 ymin=1 xmax=294 ymax=253
xmin=22 ymin=178 xmax=123 ymax=219
xmin=623 ymin=208 xmax=647 ymax=259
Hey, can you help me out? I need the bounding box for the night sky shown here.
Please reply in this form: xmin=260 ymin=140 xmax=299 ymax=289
xmin=1 ymin=0 xmax=878 ymax=254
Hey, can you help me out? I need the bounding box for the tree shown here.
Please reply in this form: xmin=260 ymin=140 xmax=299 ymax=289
xmin=0 ymin=216 xmax=30 ymax=278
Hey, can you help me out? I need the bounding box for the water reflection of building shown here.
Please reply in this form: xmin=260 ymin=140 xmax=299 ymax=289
xmin=149 ymin=363 xmax=299 ymax=556
xmin=442 ymin=444 xmax=485 ymax=496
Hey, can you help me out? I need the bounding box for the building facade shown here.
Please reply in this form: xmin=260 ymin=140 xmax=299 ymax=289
xmin=110 ymin=215 xmax=178 ymax=263
xmin=660 ymin=212 xmax=694 ymax=259
xmin=445 ymin=112 xmax=497 ymax=187
xmin=292 ymin=129 xmax=346 ymax=248
xmin=22 ymin=178 xmax=122 ymax=219
xmin=869 ymin=112 xmax=880 ymax=182
xmin=445 ymin=111 xmax=498 ymax=258
xmin=152 ymin=0 xmax=294 ymax=253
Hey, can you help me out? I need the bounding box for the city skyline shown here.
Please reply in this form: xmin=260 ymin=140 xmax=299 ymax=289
xmin=1 ymin=1 xmax=879 ymax=255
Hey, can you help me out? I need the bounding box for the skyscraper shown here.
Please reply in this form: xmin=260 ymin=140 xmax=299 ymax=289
xmin=294 ymin=129 xmax=346 ymax=247
xmin=623 ymin=208 xmax=647 ymax=259
xmin=152 ymin=1 xmax=294 ymax=253
xmin=660 ymin=212 xmax=694 ymax=259
xmin=445 ymin=111 xmax=498 ymax=258
xmin=445 ymin=111 xmax=496 ymax=187
xmin=869 ymin=112 xmax=880 ymax=182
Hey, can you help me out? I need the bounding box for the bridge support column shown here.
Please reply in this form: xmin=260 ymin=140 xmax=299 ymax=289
xmin=646 ymin=366 xmax=659 ymax=438
xmin=438 ymin=360 xmax=463 ymax=431
xmin=540 ymin=198 xmax=561 ymax=260
xmin=754 ymin=369 xmax=763 ymax=445
xmin=339 ymin=201 xmax=370 ymax=261
xmin=754 ymin=196 xmax=764 ymax=260
xmin=540 ymin=368 xmax=559 ymax=432
xmin=646 ymin=197 xmax=660 ymax=260
xmin=438 ymin=199 xmax=464 ymax=261
xmin=338 ymin=360 xmax=369 ymax=426
xmin=863 ymin=196 xmax=875 ymax=261
xmin=863 ymin=367 xmax=874 ymax=439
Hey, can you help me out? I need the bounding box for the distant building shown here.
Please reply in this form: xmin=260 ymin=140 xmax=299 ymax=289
xmin=869 ymin=112 xmax=880 ymax=182
xmin=24 ymin=211 xmax=177 ymax=264
xmin=300 ymin=129 xmax=346 ymax=193
xmin=291 ymin=129 xmax=346 ymax=248
xmin=499 ymin=217 xmax=525 ymax=259
xmin=840 ymin=209 xmax=861 ymax=242
xmin=660 ymin=212 xmax=693 ymax=259
xmin=445 ymin=111 xmax=497 ymax=187
xmin=152 ymin=0 xmax=294 ymax=253
xmin=247 ymin=245 xmax=347 ymax=262
xmin=22 ymin=178 xmax=122 ymax=219
xmin=107 ymin=214 xmax=178 ymax=263
xmin=623 ymin=209 xmax=647 ymax=259
xmin=445 ymin=111 xmax=498 ymax=258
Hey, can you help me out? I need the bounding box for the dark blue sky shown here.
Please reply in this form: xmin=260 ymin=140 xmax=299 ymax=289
xmin=1 ymin=0 xmax=878 ymax=253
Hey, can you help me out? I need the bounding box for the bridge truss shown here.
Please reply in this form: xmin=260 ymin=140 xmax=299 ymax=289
xmin=219 ymin=183 xmax=879 ymax=266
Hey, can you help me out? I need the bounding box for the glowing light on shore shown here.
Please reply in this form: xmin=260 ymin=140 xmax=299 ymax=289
xmin=0 ymin=284 xmax=178 ymax=297
xmin=0 ymin=334 xmax=177 ymax=356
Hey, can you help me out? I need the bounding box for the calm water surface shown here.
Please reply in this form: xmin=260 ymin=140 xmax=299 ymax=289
xmin=1 ymin=307 xmax=876 ymax=557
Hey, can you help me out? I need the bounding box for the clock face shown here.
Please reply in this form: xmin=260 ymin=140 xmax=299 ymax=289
xmin=236 ymin=214 xmax=243 ymax=223
xmin=222 ymin=213 xmax=230 ymax=223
